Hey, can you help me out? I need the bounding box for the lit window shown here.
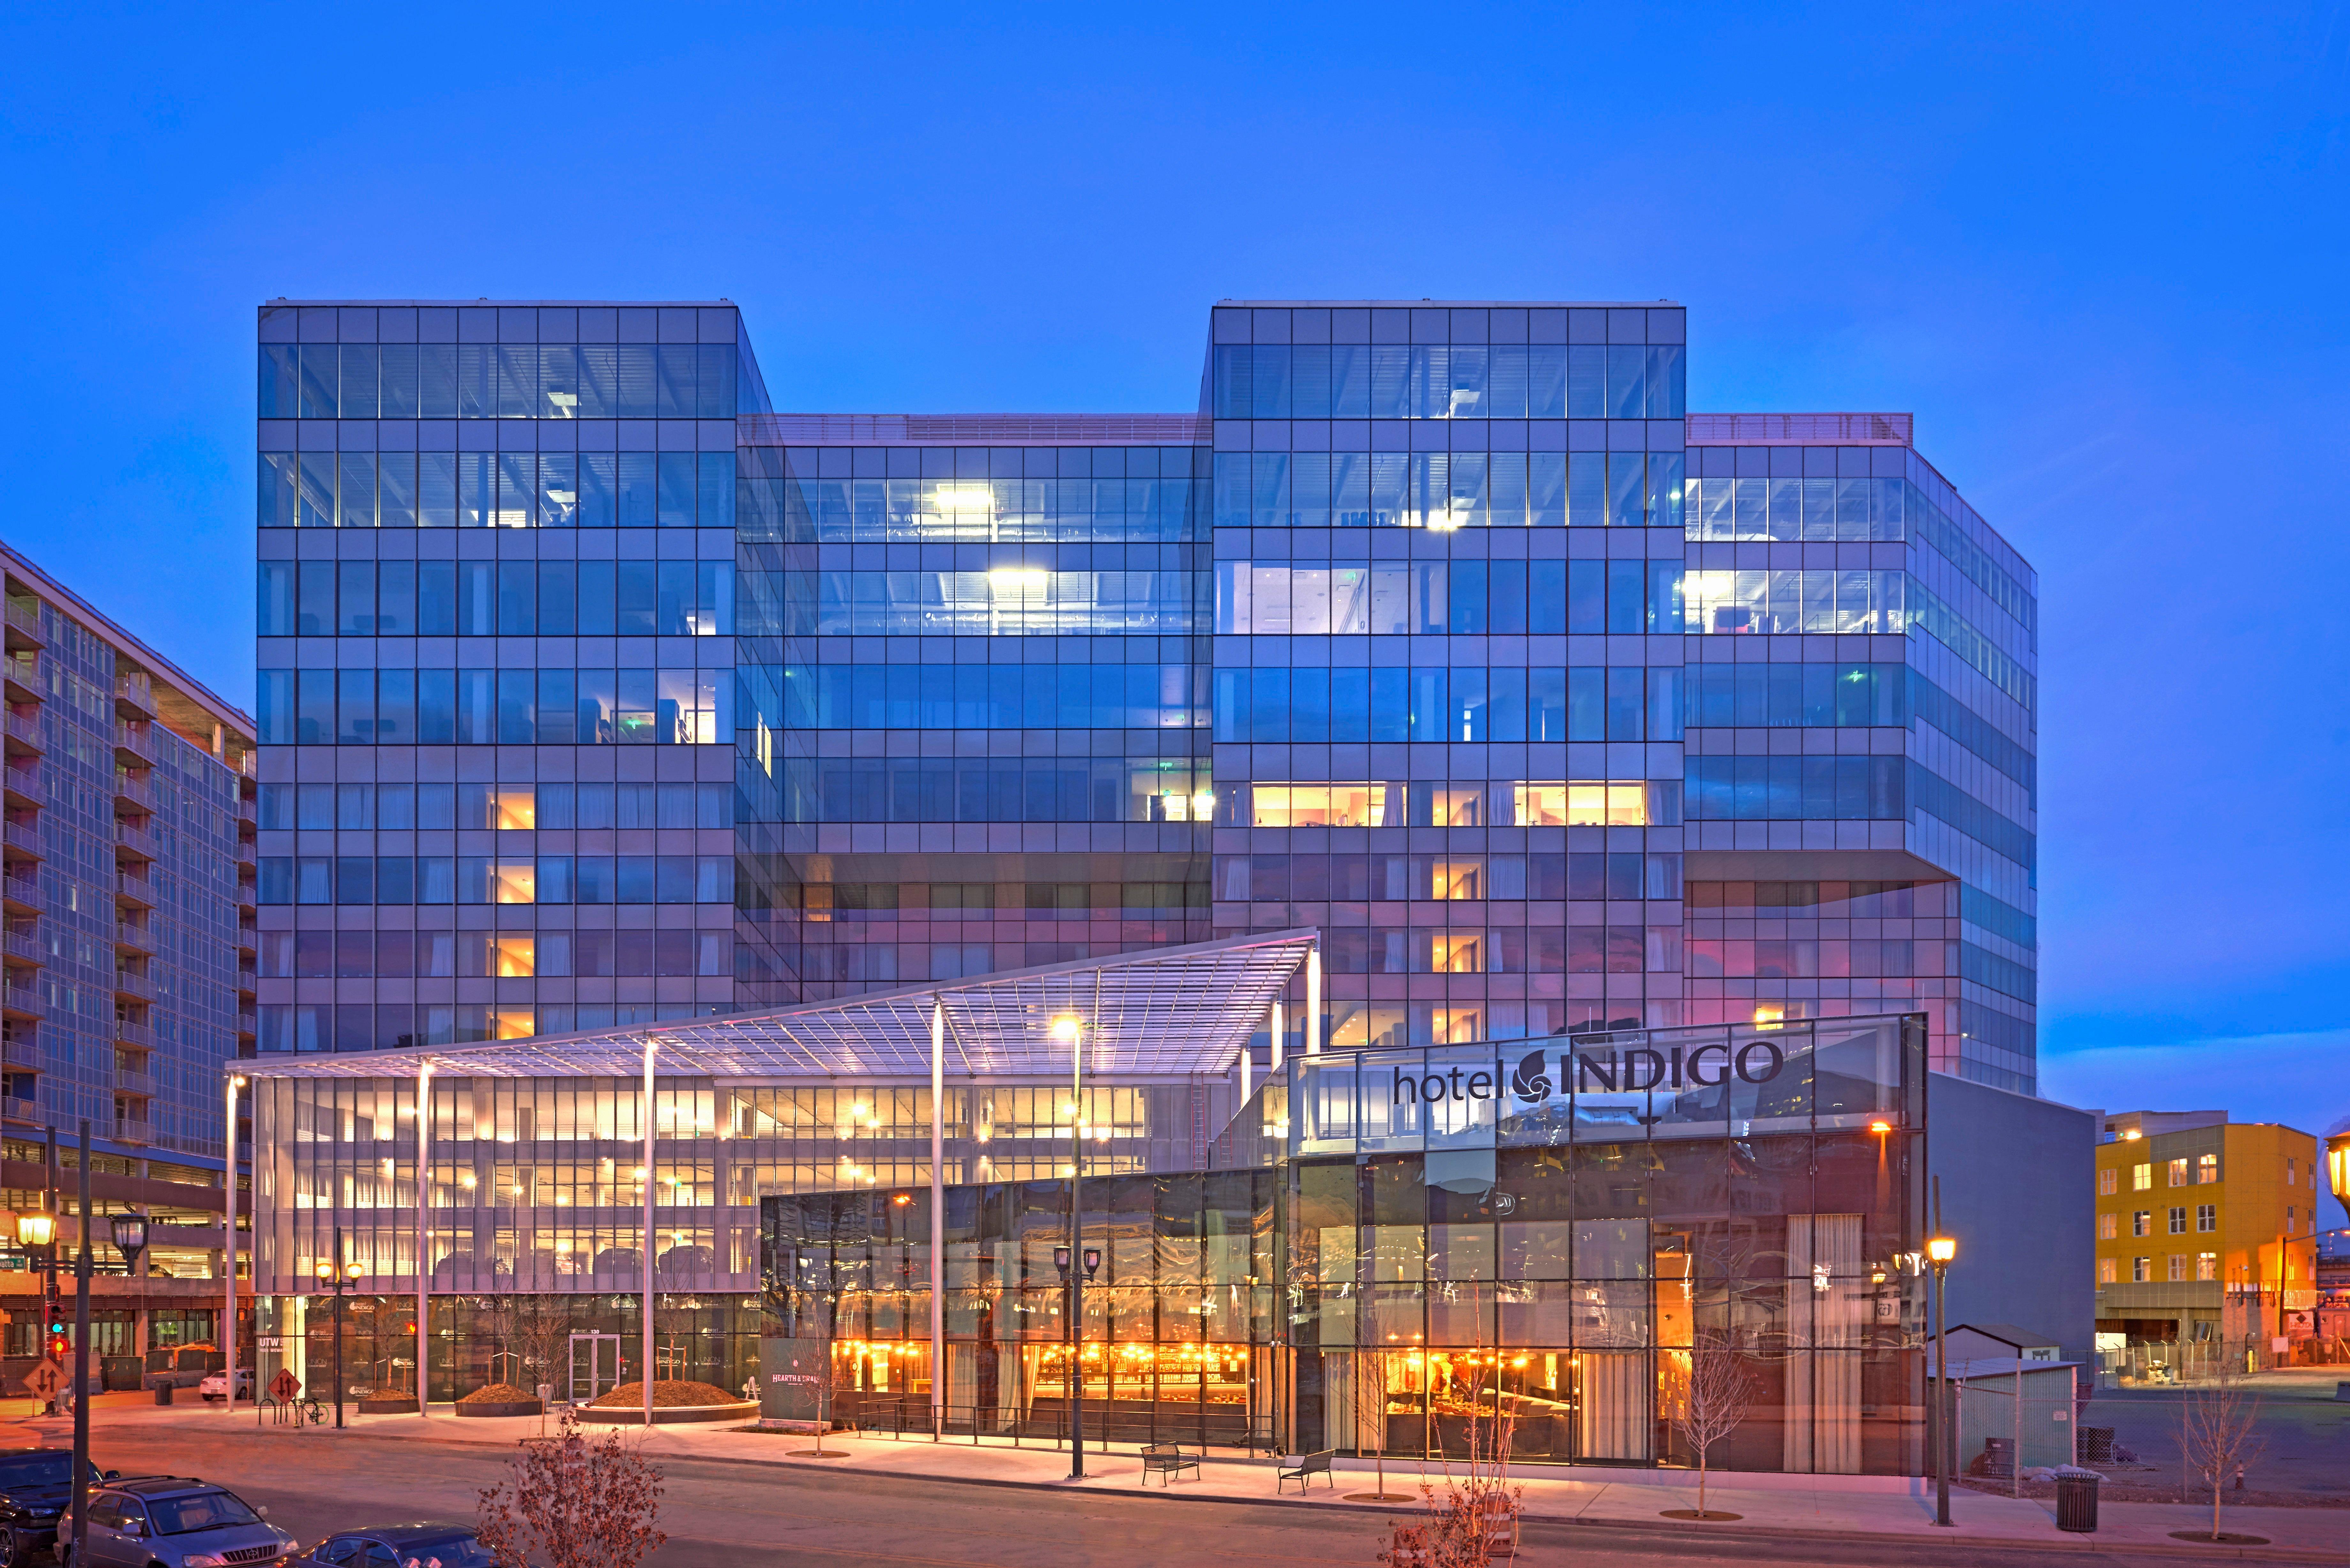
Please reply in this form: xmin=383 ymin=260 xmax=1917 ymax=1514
xmin=491 ymin=788 xmax=535 ymax=831
xmin=491 ymin=935 xmax=535 ymax=978
xmin=1514 ymin=781 xmax=1650 ymax=827
xmin=491 ymin=862 xmax=535 ymax=904
xmin=2132 ymin=1210 xmax=2151 ymax=1237
xmin=2196 ymin=1253 xmax=2218 ymax=1281
xmin=2196 ymin=1204 xmax=2216 ymax=1232
xmin=1426 ymin=788 xmax=1485 ymax=827
xmin=1249 ymin=783 xmax=1390 ymax=829
xmin=2168 ymin=1207 xmax=2186 ymax=1235
xmin=2167 ymin=1254 xmax=2188 ymax=1282
xmin=489 ymin=1008 xmax=534 ymax=1041
xmin=2132 ymin=1164 xmax=2152 ymax=1191
xmin=1430 ymin=861 xmax=1483 ymax=900
xmin=2167 ymin=1157 xmax=2188 ymax=1187
xmin=1428 ymin=934 xmax=1483 ymax=974
xmin=2096 ymin=1258 xmax=2117 ymax=1284
xmin=2097 ymin=1213 xmax=2118 ymax=1240
xmin=2132 ymin=1256 xmax=2151 ymax=1282
xmin=2097 ymin=1168 xmax=2118 ymax=1196
xmin=2197 ymin=1153 xmax=2218 ymax=1184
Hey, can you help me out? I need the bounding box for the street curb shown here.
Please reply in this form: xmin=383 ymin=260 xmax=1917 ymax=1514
xmin=191 ymin=1425 xmax=2350 ymax=1566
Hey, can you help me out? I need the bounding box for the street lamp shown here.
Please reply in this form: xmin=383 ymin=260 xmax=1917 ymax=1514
xmin=14 ymin=1211 xmax=55 ymax=1412
xmin=109 ymin=1214 xmax=149 ymax=1278
xmin=314 ymin=1226 xmax=366 ymax=1430
xmin=1050 ymin=1013 xmax=1093 ymax=1478
xmin=1052 ymin=1244 xmax=1101 ymax=1476
xmin=1927 ymin=1233 xmax=1958 ymax=1527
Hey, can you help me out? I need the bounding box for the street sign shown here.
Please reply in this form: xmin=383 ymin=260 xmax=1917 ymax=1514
xmin=24 ymin=1361 xmax=59 ymax=1398
xmin=269 ymin=1369 xmax=299 ymax=1402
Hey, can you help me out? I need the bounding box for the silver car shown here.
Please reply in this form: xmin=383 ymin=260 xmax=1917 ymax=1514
xmin=59 ymin=1474 xmax=296 ymax=1567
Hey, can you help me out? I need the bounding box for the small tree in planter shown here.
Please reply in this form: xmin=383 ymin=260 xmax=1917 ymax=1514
xmin=1664 ymin=1329 xmax=1758 ymax=1520
xmin=476 ymin=1409 xmax=666 ymax=1568
xmin=2179 ymin=1363 xmax=2267 ymax=1543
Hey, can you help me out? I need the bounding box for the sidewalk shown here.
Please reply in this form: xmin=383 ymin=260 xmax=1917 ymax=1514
xmin=53 ymin=1400 xmax=2350 ymax=1563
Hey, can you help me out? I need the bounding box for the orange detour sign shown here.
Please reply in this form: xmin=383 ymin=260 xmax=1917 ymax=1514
xmin=270 ymin=1369 xmax=299 ymax=1402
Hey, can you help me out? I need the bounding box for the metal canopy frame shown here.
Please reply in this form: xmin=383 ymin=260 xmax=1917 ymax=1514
xmin=239 ymin=929 xmax=1318 ymax=1083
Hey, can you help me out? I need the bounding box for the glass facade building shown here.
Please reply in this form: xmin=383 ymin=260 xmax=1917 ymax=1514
xmin=255 ymin=297 xmax=2037 ymax=1091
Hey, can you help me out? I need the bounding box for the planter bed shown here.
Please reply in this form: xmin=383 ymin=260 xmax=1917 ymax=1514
xmin=454 ymin=1399 xmax=542 ymax=1418
xmin=355 ymin=1396 xmax=418 ymax=1415
xmin=577 ymin=1399 xmax=756 ymax=1426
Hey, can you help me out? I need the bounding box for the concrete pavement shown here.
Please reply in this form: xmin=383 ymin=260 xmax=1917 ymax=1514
xmin=34 ymin=1398 xmax=2344 ymax=1563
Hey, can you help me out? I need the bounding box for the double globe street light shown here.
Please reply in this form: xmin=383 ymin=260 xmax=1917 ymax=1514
xmin=315 ymin=1231 xmax=367 ymax=1429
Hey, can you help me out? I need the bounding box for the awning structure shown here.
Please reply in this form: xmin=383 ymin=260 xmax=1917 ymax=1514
xmin=239 ymin=930 xmax=1319 ymax=1083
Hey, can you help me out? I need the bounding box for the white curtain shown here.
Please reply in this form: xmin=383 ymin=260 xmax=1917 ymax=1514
xmin=1784 ymin=1214 xmax=1863 ymax=1473
xmin=947 ymin=1343 xmax=977 ymax=1427
xmin=1578 ymin=1351 xmax=1649 ymax=1460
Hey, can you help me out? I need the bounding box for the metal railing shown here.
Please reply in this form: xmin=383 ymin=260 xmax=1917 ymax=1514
xmin=113 ymin=969 xmax=155 ymax=1001
xmin=4 ymin=715 xmax=42 ymax=750
xmin=111 ymin=1117 xmax=152 ymax=1144
xmin=840 ymin=1399 xmax=1276 ymax=1456
xmin=3 ymin=602 xmax=41 ymax=640
xmin=113 ymin=673 xmax=155 ymax=711
xmin=1 ymin=1095 xmax=38 ymax=1124
xmin=114 ymin=1019 xmax=155 ymax=1049
xmin=1 ymin=1037 xmax=39 ymax=1070
xmin=737 ymin=412 xmax=1211 ymax=447
xmin=115 ymin=922 xmax=155 ymax=952
xmin=116 ymin=871 xmax=156 ymax=904
xmin=113 ymin=1068 xmax=155 ymax=1098
xmin=114 ymin=777 xmax=155 ymax=812
xmin=1 ymin=873 xmax=38 ymax=906
xmin=115 ymin=824 xmax=158 ymax=860
xmin=0 ymin=821 xmax=40 ymax=859
xmin=0 ymin=984 xmax=42 ymax=1016
xmin=2 ymin=928 xmax=42 ymax=964
xmin=114 ymin=723 xmax=154 ymax=763
xmin=1684 ymin=411 xmax=1914 ymax=446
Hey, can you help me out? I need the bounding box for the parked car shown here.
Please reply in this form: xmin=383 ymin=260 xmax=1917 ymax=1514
xmin=197 ymin=1367 xmax=255 ymax=1403
xmin=296 ymin=1521 xmax=496 ymax=1566
xmin=57 ymin=1475 xmax=293 ymax=1568
xmin=138 ymin=1345 xmax=223 ymax=1391
xmin=0 ymin=1448 xmax=112 ymax=1567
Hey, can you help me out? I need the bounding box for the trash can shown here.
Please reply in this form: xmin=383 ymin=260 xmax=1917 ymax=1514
xmin=2055 ymin=1470 xmax=2099 ymax=1533
xmin=1983 ymin=1437 xmax=2016 ymax=1478
xmin=153 ymin=1382 xmax=174 ymax=1406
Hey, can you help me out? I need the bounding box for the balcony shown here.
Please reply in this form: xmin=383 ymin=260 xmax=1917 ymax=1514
xmin=113 ymin=775 xmax=153 ymax=814
xmin=2 ymin=1096 xmax=38 ymax=1125
xmin=234 ymin=1010 xmax=256 ymax=1037
xmin=113 ymin=673 xmax=156 ymax=718
xmin=1 ymin=982 xmax=41 ymax=1020
xmin=1 ymin=927 xmax=42 ymax=966
xmin=3 ymin=764 xmax=39 ymax=809
xmin=113 ymin=1068 xmax=155 ymax=1099
xmin=1 ymin=821 xmax=42 ymax=863
xmin=113 ymin=824 xmax=157 ymax=863
xmin=235 ymin=923 xmax=257 ymax=955
xmin=3 ymin=601 xmax=43 ymax=650
xmin=113 ymin=723 xmax=153 ymax=767
xmin=233 ymin=840 xmax=255 ymax=868
xmin=236 ymin=964 xmax=256 ymax=994
xmin=112 ymin=969 xmax=155 ymax=1002
xmin=111 ymin=1117 xmax=152 ymax=1145
xmin=115 ymin=872 xmax=156 ymax=909
xmin=3 ymin=714 xmax=42 ymax=756
xmin=1 ymin=1036 xmax=39 ymax=1071
xmin=3 ymin=656 xmax=43 ymax=706
xmin=114 ymin=1019 xmax=155 ymax=1050
xmin=115 ymin=921 xmax=155 ymax=954
xmin=1 ymin=872 xmax=37 ymax=914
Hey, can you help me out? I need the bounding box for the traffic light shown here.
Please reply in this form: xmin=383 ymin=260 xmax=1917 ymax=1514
xmin=47 ymin=1319 xmax=65 ymax=1361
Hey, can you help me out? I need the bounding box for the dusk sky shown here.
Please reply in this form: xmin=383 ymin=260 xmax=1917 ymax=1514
xmin=4 ymin=6 xmax=2344 ymax=1212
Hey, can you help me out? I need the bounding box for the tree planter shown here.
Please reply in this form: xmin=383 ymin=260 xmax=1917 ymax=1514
xmin=578 ymin=1400 xmax=757 ymax=1425
xmin=355 ymin=1396 xmax=417 ymax=1415
xmin=456 ymin=1399 xmax=543 ymax=1418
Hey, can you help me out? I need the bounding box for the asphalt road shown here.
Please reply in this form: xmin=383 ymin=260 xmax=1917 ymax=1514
xmin=45 ymin=1422 xmax=2283 ymax=1568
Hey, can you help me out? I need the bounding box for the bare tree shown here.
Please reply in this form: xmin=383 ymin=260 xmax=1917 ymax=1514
xmin=476 ymin=1409 xmax=667 ymax=1568
xmin=474 ymin=1294 xmax=525 ymax=1392
xmin=2179 ymin=1364 xmax=2267 ymax=1542
xmin=1667 ymin=1329 xmax=1758 ymax=1519
xmin=513 ymin=1297 xmax=574 ymax=1404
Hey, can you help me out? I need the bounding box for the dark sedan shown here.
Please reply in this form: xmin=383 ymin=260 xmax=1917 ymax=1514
xmin=0 ymin=1448 xmax=109 ymax=1567
xmin=297 ymin=1521 xmax=496 ymax=1566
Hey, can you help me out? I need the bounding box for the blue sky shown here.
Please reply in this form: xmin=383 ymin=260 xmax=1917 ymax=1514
xmin=4 ymin=4 xmax=2345 ymax=1209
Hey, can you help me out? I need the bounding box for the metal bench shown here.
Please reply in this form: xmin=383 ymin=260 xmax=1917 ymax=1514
xmin=1140 ymin=1444 xmax=1199 ymax=1486
xmin=1277 ymin=1449 xmax=1335 ymax=1492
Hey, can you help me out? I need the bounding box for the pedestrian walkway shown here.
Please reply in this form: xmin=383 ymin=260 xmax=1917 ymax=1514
xmin=64 ymin=1400 xmax=2350 ymax=1562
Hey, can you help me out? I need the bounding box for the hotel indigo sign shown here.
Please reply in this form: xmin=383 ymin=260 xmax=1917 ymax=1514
xmin=1390 ymin=1041 xmax=1788 ymax=1109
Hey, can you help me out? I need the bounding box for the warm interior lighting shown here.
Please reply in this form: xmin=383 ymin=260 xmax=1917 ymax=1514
xmin=2121 ymin=1129 xmax=2143 ymax=1141
xmin=490 ymin=788 xmax=535 ymax=831
xmin=936 ymin=486 xmax=996 ymax=510
xmin=987 ymin=568 xmax=1048 ymax=591
xmin=1869 ymin=1119 xmax=1893 ymax=1135
xmin=1752 ymin=1005 xmax=1785 ymax=1027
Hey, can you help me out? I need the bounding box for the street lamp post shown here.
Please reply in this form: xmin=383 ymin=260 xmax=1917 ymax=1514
xmin=313 ymin=1225 xmax=366 ymax=1429
xmin=110 ymin=1213 xmax=149 ymax=1279
xmin=1927 ymin=1233 xmax=1957 ymax=1527
xmin=14 ymin=1210 xmax=53 ymax=1413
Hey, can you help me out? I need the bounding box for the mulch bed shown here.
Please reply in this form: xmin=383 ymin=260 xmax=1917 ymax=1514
xmin=459 ymin=1383 xmax=538 ymax=1405
xmin=590 ymin=1380 xmax=737 ymax=1409
xmin=1960 ymin=1475 xmax=2350 ymax=1509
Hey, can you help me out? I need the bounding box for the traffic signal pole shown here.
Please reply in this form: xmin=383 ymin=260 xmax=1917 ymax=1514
xmin=70 ymin=1119 xmax=90 ymax=1563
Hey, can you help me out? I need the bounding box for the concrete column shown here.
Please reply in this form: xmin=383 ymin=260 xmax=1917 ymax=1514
xmin=1305 ymin=946 xmax=1323 ymax=1057
xmin=929 ymin=998 xmax=945 ymax=1439
xmin=222 ymin=1074 xmax=239 ymax=1413
xmin=641 ymin=1040 xmax=657 ymax=1427
xmin=414 ymin=1064 xmax=432 ymax=1416
xmin=1270 ymin=1003 xmax=1284 ymax=1073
